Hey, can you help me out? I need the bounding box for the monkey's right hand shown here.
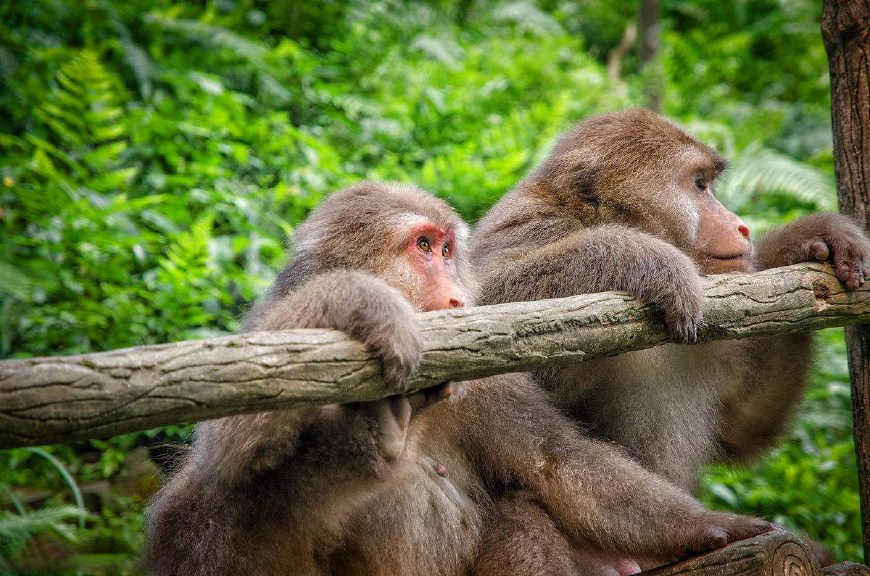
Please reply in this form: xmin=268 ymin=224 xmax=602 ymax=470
xmin=255 ymin=270 xmax=424 ymax=393
xmin=587 ymin=228 xmax=705 ymax=343
xmin=637 ymin=242 xmax=705 ymax=343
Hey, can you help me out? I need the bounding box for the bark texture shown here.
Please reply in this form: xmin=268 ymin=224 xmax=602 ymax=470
xmin=2 ymin=263 xmax=869 ymax=447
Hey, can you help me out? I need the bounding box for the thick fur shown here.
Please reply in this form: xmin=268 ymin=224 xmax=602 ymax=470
xmin=145 ymin=181 xmax=773 ymax=576
xmin=471 ymin=108 xmax=870 ymax=494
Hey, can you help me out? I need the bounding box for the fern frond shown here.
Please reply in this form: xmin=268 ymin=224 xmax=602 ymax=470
xmin=0 ymin=506 xmax=82 ymax=561
xmin=0 ymin=261 xmax=32 ymax=300
xmin=102 ymin=0 xmax=157 ymax=98
xmin=145 ymin=14 xmax=266 ymax=61
xmin=718 ymin=144 xmax=837 ymax=211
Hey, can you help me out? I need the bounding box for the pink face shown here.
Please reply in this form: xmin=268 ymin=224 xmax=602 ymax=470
xmin=686 ymin=167 xmax=753 ymax=274
xmin=406 ymin=223 xmax=466 ymax=311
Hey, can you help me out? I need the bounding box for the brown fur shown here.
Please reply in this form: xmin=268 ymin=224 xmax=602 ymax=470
xmin=471 ymin=108 xmax=870 ymax=494
xmin=144 ymin=181 xmax=773 ymax=576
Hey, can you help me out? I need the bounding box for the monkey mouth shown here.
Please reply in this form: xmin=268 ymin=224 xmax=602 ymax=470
xmin=707 ymin=253 xmax=748 ymax=263
xmin=702 ymin=253 xmax=751 ymax=274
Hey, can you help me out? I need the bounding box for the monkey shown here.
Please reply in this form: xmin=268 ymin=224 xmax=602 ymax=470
xmin=470 ymin=108 xmax=870 ymax=496
xmin=144 ymin=181 xmax=775 ymax=576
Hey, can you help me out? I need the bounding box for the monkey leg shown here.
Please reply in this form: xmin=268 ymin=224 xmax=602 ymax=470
xmin=473 ymin=491 xmax=640 ymax=576
xmin=458 ymin=375 xmax=773 ymax=564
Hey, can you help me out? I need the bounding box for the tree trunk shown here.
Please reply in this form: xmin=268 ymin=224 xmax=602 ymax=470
xmin=639 ymin=0 xmax=662 ymax=112
xmin=822 ymin=0 xmax=870 ymax=560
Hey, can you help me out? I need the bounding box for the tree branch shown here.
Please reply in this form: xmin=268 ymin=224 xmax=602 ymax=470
xmin=2 ymin=263 xmax=869 ymax=448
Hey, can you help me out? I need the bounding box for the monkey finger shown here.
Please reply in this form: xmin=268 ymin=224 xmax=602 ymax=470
xmin=359 ymin=398 xmax=410 ymax=462
xmin=381 ymin=359 xmax=412 ymax=394
xmin=667 ymin=316 xmax=700 ymax=344
xmin=833 ymin=253 xmax=861 ymax=289
xmin=388 ymin=396 xmax=412 ymax=431
xmin=809 ymin=240 xmax=829 ymax=262
xmin=407 ymin=382 xmax=453 ymax=413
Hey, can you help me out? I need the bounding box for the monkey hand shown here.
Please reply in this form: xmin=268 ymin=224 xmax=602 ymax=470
xmin=656 ymin=253 xmax=705 ymax=343
xmin=356 ymin=396 xmax=414 ymax=463
xmin=326 ymin=273 xmax=424 ymax=393
xmin=756 ymin=213 xmax=870 ymax=290
xmin=354 ymin=382 xmax=452 ymax=464
xmin=681 ymin=511 xmax=773 ymax=557
xmin=614 ymin=234 xmax=705 ymax=343
xmin=260 ymin=270 xmax=424 ymax=393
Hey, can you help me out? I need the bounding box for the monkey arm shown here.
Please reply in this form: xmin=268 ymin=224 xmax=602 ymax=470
xmin=192 ymin=270 xmax=423 ymax=485
xmin=753 ymin=213 xmax=870 ymax=289
xmin=464 ymin=375 xmax=771 ymax=562
xmin=478 ymin=225 xmax=705 ymax=342
xmin=714 ymin=335 xmax=813 ymax=463
xmin=147 ymin=404 xmax=397 ymax=576
xmin=716 ymin=213 xmax=870 ymax=461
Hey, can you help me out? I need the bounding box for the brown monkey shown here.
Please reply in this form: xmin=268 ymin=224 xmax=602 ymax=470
xmin=145 ymin=181 xmax=773 ymax=576
xmin=471 ymin=108 xmax=870 ymax=496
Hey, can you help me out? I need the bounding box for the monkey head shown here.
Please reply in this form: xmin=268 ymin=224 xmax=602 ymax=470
xmin=534 ymin=108 xmax=752 ymax=274
xmin=274 ymin=181 xmax=475 ymax=311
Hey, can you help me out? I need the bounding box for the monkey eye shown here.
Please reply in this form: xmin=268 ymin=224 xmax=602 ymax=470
xmin=417 ymin=237 xmax=432 ymax=252
xmin=694 ymin=177 xmax=707 ymax=192
xmin=442 ymin=244 xmax=451 ymax=258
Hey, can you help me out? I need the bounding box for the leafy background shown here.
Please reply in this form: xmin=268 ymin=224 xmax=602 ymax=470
xmin=0 ymin=0 xmax=859 ymax=572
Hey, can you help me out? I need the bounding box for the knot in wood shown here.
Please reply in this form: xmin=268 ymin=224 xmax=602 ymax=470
xmin=812 ymin=280 xmax=832 ymax=304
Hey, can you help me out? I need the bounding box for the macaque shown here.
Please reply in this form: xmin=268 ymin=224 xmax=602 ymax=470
xmin=471 ymin=108 xmax=870 ymax=494
xmin=145 ymin=181 xmax=773 ymax=576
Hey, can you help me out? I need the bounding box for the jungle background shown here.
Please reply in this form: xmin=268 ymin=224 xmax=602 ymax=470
xmin=0 ymin=0 xmax=860 ymax=573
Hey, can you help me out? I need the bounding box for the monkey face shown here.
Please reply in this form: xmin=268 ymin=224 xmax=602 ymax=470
xmin=679 ymin=157 xmax=752 ymax=274
xmin=396 ymin=221 xmax=467 ymax=312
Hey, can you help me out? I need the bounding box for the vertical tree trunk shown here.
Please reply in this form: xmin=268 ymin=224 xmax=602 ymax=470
xmin=639 ymin=0 xmax=662 ymax=113
xmin=822 ymin=0 xmax=870 ymax=560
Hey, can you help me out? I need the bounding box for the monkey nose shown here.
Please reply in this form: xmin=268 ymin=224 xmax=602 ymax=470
xmin=738 ymin=224 xmax=750 ymax=238
xmin=448 ymin=298 xmax=465 ymax=308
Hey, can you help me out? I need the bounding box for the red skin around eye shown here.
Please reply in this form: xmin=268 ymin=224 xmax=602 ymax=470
xmin=405 ymin=223 xmax=465 ymax=311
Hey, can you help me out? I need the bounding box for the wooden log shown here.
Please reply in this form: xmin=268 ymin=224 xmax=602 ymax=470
xmin=2 ymin=263 xmax=870 ymax=447
xmin=824 ymin=563 xmax=870 ymax=576
xmin=641 ymin=531 xmax=856 ymax=576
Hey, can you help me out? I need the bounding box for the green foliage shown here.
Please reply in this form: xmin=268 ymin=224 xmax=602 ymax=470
xmin=0 ymin=506 xmax=83 ymax=568
xmin=0 ymin=0 xmax=859 ymax=569
xmin=0 ymin=447 xmax=89 ymax=571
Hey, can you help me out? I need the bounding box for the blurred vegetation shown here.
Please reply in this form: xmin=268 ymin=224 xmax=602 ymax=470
xmin=0 ymin=0 xmax=859 ymax=572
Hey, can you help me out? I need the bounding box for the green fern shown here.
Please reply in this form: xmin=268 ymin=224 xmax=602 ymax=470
xmin=144 ymin=14 xmax=290 ymax=103
xmin=144 ymin=14 xmax=267 ymax=61
xmin=0 ymin=506 xmax=82 ymax=565
xmin=718 ymin=144 xmax=837 ymax=212
xmin=31 ymin=50 xmax=135 ymax=192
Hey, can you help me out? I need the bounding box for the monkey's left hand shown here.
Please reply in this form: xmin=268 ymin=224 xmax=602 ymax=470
xmin=755 ymin=213 xmax=870 ymax=290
